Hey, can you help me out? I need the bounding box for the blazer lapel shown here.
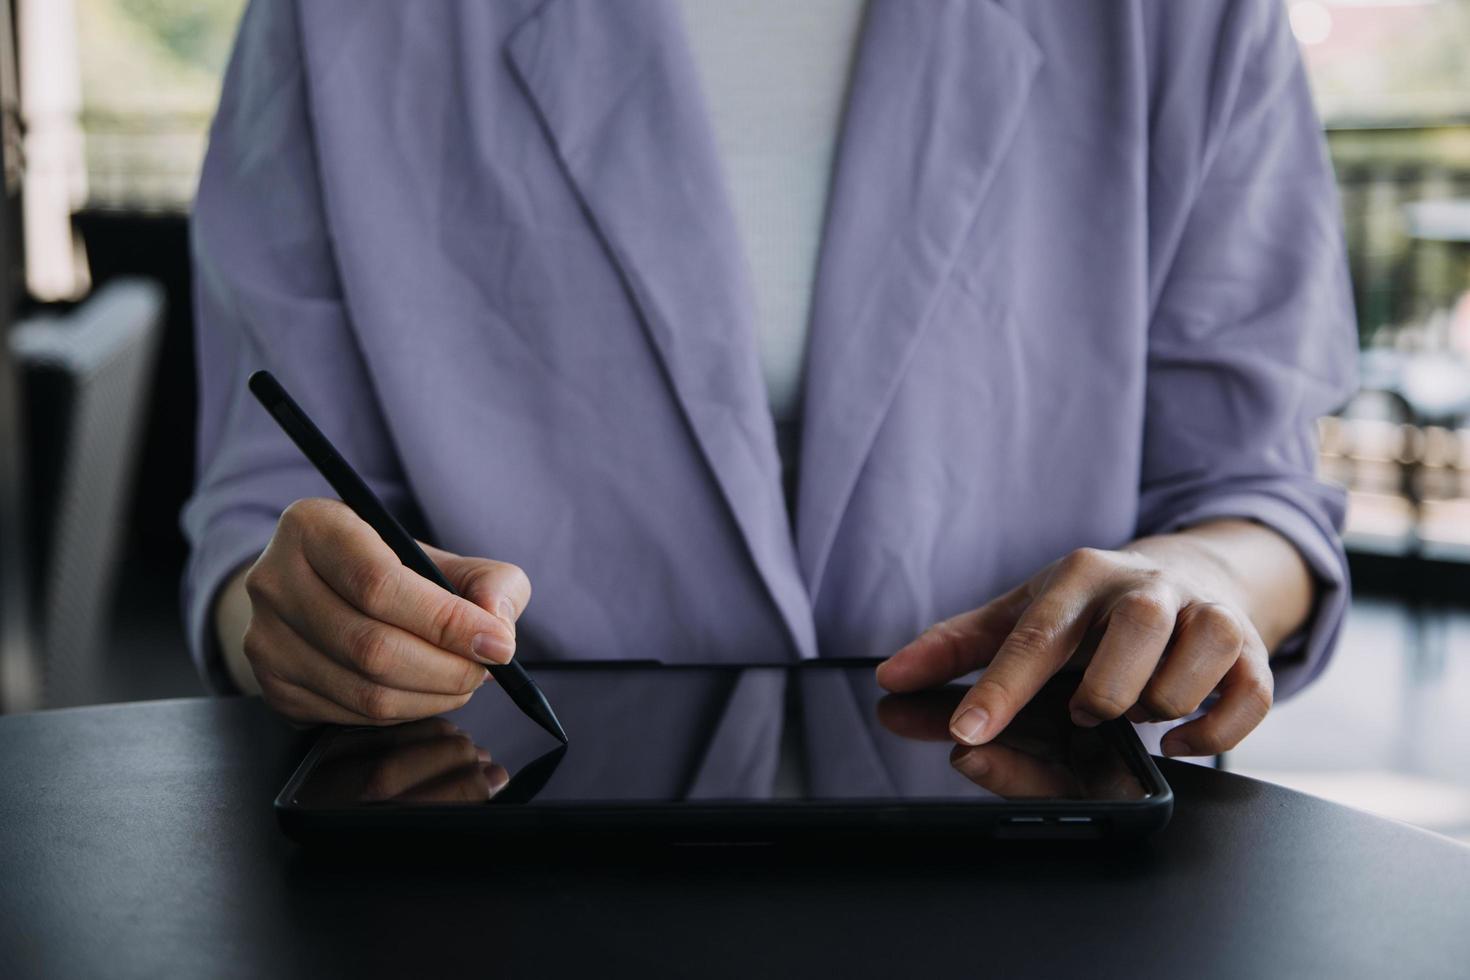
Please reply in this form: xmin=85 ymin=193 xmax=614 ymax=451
xmin=507 ymin=0 xmax=817 ymax=658
xmin=795 ymin=0 xmax=1043 ymax=599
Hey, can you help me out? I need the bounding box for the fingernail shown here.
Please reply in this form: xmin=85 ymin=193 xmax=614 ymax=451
xmin=1161 ymin=737 xmax=1191 ymax=757
xmin=1071 ymin=708 xmax=1102 ymax=728
xmin=486 ymin=766 xmax=510 ymax=796
xmin=470 ymin=632 xmax=515 ymax=665
xmin=475 ymin=747 xmax=492 ymax=765
xmin=950 ymin=707 xmax=990 ymax=745
xmin=954 ymin=749 xmax=990 ymax=777
xmin=495 ymin=597 xmax=517 ymax=627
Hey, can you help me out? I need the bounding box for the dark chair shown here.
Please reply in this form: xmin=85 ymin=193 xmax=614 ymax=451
xmin=10 ymin=278 xmax=164 ymax=707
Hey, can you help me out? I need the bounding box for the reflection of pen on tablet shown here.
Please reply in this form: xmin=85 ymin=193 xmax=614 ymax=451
xmin=491 ymin=744 xmax=568 ymax=805
xmin=248 ymin=369 xmax=568 ymax=745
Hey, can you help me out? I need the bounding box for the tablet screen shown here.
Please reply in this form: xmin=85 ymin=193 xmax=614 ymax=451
xmin=284 ymin=664 xmax=1157 ymax=809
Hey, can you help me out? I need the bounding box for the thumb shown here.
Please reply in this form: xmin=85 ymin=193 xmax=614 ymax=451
xmin=419 ymin=542 xmax=532 ymax=627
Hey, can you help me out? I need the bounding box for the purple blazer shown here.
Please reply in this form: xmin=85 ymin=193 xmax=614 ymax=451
xmin=185 ymin=0 xmax=1358 ymax=699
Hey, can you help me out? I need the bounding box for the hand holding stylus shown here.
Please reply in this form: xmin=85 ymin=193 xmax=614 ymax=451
xmin=238 ymin=497 xmax=532 ymax=726
xmin=230 ymin=370 xmax=565 ymax=739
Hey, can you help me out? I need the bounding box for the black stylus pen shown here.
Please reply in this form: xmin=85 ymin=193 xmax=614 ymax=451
xmin=247 ymin=369 xmax=567 ymax=744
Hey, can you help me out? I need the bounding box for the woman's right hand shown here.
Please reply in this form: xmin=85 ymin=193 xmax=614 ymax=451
xmin=218 ymin=497 xmax=531 ymax=726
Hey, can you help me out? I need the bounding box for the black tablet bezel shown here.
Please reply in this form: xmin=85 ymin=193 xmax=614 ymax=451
xmin=274 ymin=663 xmax=1174 ymax=844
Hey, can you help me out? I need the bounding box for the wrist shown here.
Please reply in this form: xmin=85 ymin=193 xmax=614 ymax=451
xmin=1132 ymin=519 xmax=1313 ymax=652
xmin=1126 ymin=527 xmax=1252 ymax=611
xmin=214 ymin=564 xmax=261 ymax=695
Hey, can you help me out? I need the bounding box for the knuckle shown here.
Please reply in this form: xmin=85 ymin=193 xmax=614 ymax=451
xmin=1059 ymin=547 xmax=1106 ymax=577
xmin=277 ymin=499 xmax=309 ymax=531
xmin=242 ymin=564 xmax=275 ymax=606
xmin=1078 ymin=684 xmax=1133 ymax=720
xmin=1192 ymin=603 xmax=1245 ymax=649
xmin=972 ymin=676 xmax=1023 ymax=715
xmin=925 ymin=618 xmax=970 ymax=662
xmin=1244 ymin=674 xmax=1275 ymax=717
xmin=1002 ymin=623 xmax=1055 ymax=662
xmin=459 ymin=661 xmax=486 ymax=694
xmin=255 ymin=671 xmax=304 ymax=721
xmin=428 ymin=597 xmax=477 ymax=649
xmin=254 ymin=667 xmax=286 ymax=700
xmin=1143 ymin=690 xmax=1191 ymax=721
xmin=240 ymin=624 xmax=267 ymax=666
xmin=347 ymin=624 xmax=395 ymax=680
xmin=279 ymin=497 xmax=330 ymax=534
xmin=346 ymin=560 xmax=396 ymax=612
xmin=358 ymin=683 xmax=400 ymax=723
xmin=1111 ymin=591 xmax=1174 ymax=633
xmin=465 ymin=561 xmax=531 ymax=617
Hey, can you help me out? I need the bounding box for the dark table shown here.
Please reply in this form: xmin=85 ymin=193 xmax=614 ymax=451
xmin=2 ymin=697 xmax=1468 ymax=979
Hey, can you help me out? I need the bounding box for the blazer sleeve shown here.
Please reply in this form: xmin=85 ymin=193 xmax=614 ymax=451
xmin=183 ymin=0 xmax=411 ymax=693
xmin=1137 ymin=0 xmax=1359 ymax=700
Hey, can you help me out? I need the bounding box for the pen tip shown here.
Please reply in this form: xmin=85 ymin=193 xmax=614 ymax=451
xmin=539 ymin=710 xmax=568 ymax=745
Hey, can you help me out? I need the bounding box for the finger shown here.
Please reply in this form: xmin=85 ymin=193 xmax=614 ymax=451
xmin=950 ymin=743 xmax=1081 ymax=799
xmin=422 ymin=543 xmax=533 ymax=625
xmin=360 ymin=735 xmax=483 ymax=801
xmin=253 ymin=617 xmax=479 ymax=725
xmin=876 ymin=584 xmax=1030 ymax=693
xmin=948 ymin=555 xmax=1105 ymax=745
xmin=298 ymin=510 xmax=516 ymax=666
xmin=485 ymin=764 xmax=511 ymax=798
xmin=254 ymin=666 xmax=383 ymax=727
xmin=1068 ymin=588 xmax=1180 ymax=727
xmin=1136 ymin=602 xmax=1245 ymax=723
xmin=1159 ymin=639 xmax=1273 ymax=757
xmin=874 ymin=687 xmax=969 ymax=741
xmin=270 ymin=564 xmax=489 ymax=695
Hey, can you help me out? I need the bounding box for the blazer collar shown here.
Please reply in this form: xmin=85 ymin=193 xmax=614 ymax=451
xmin=507 ymin=0 xmax=1042 ymax=626
xmin=507 ymin=0 xmax=817 ymax=658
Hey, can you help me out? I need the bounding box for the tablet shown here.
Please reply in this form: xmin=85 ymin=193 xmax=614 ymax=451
xmin=276 ymin=662 xmax=1172 ymax=844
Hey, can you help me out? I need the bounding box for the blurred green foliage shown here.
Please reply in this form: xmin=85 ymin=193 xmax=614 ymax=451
xmin=114 ymin=0 xmax=244 ymax=74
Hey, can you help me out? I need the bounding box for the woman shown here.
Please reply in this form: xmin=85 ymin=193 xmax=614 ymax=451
xmin=186 ymin=0 xmax=1357 ymax=759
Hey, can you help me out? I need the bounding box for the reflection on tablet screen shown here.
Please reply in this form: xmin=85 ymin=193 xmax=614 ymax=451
xmin=288 ymin=666 xmax=1150 ymax=809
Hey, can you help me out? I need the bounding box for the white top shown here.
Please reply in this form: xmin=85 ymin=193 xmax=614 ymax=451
xmin=675 ymin=1 xmax=867 ymax=795
xmin=674 ymin=0 xmax=868 ymax=471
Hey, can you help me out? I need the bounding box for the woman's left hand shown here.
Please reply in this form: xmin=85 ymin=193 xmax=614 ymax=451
xmin=876 ymin=529 xmax=1286 ymax=758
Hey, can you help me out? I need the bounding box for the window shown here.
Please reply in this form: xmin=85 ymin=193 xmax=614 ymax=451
xmin=78 ymin=0 xmax=247 ymax=211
